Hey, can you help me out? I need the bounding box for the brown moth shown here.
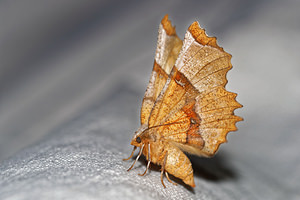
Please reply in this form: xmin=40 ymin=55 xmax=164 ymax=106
xmin=124 ymin=15 xmax=242 ymax=188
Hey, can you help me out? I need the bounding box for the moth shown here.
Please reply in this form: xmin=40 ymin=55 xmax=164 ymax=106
xmin=124 ymin=15 xmax=242 ymax=188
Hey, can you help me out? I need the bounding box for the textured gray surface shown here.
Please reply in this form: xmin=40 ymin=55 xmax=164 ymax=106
xmin=0 ymin=87 xmax=300 ymax=199
xmin=1 ymin=0 xmax=300 ymax=199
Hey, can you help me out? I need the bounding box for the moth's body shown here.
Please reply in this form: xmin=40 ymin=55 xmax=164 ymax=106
xmin=145 ymin=141 xmax=194 ymax=187
xmin=124 ymin=15 xmax=242 ymax=188
xmin=132 ymin=125 xmax=195 ymax=186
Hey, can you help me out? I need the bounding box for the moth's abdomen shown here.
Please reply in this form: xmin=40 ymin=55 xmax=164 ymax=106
xmin=164 ymin=144 xmax=195 ymax=187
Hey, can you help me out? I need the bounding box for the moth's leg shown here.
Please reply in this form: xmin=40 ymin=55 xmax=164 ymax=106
xmin=139 ymin=143 xmax=151 ymax=176
xmin=123 ymin=146 xmax=137 ymax=161
xmin=160 ymin=152 xmax=168 ymax=188
xmin=165 ymin=171 xmax=177 ymax=186
xmin=127 ymin=144 xmax=144 ymax=171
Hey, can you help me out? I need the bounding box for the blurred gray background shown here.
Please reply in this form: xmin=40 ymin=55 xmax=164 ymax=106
xmin=0 ymin=0 xmax=300 ymax=198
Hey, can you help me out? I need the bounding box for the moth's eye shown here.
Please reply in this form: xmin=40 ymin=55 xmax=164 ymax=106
xmin=136 ymin=137 xmax=142 ymax=143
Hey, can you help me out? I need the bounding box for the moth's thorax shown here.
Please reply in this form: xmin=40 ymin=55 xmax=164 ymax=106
xmin=134 ymin=124 xmax=147 ymax=138
xmin=142 ymin=139 xmax=166 ymax=164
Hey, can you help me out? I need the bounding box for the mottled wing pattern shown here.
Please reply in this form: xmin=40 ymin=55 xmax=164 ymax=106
xmin=148 ymin=21 xmax=242 ymax=157
xmin=148 ymin=68 xmax=205 ymax=155
xmin=140 ymin=15 xmax=183 ymax=125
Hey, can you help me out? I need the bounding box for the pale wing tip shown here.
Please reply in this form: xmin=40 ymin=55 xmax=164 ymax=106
xmin=161 ymin=14 xmax=176 ymax=36
xmin=188 ymin=21 xmax=224 ymax=52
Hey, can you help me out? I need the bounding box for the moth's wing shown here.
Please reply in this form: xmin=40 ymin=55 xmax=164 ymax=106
xmin=148 ymin=22 xmax=242 ymax=157
xmin=140 ymin=15 xmax=183 ymax=125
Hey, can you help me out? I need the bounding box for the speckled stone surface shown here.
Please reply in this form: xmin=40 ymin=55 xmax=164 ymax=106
xmin=0 ymin=87 xmax=299 ymax=200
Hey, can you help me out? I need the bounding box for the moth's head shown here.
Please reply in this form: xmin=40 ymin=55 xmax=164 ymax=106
xmin=130 ymin=135 xmax=144 ymax=147
xmin=130 ymin=125 xmax=152 ymax=147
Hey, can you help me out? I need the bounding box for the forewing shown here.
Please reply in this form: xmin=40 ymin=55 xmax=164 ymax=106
xmin=148 ymin=21 xmax=242 ymax=157
xmin=140 ymin=15 xmax=183 ymax=125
